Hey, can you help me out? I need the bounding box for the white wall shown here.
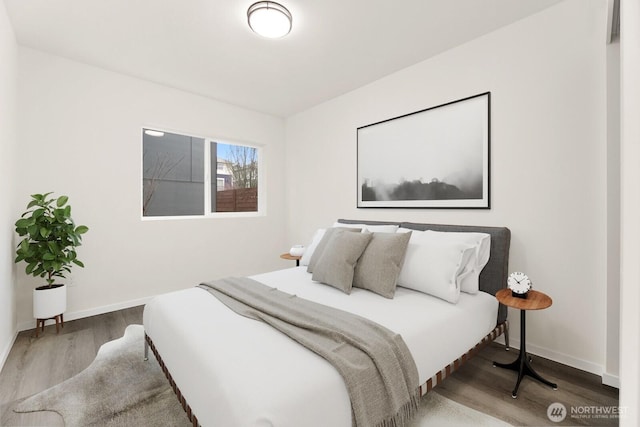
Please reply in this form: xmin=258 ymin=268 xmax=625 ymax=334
xmin=285 ymin=0 xmax=611 ymax=376
xmin=605 ymin=39 xmax=620 ymax=386
xmin=15 ymin=48 xmax=288 ymax=328
xmin=0 ymin=2 xmax=18 ymax=369
xmin=619 ymin=0 xmax=640 ymax=423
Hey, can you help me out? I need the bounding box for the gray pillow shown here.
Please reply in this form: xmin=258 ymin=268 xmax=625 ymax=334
xmin=311 ymin=231 xmax=373 ymax=293
xmin=353 ymin=231 xmax=412 ymax=299
xmin=307 ymin=227 xmax=361 ymax=273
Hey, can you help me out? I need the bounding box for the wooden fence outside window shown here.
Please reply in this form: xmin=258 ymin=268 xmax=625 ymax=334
xmin=216 ymin=188 xmax=258 ymax=212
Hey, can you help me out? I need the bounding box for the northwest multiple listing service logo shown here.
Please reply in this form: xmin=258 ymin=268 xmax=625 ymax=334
xmin=547 ymin=402 xmax=627 ymax=423
xmin=547 ymin=402 xmax=567 ymax=423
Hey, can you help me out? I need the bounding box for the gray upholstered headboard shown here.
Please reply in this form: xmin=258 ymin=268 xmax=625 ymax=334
xmin=337 ymin=219 xmax=511 ymax=325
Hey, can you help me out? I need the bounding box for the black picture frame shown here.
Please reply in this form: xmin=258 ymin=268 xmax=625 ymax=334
xmin=357 ymin=92 xmax=491 ymax=209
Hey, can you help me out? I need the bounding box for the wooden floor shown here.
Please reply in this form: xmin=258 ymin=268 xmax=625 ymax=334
xmin=0 ymin=307 xmax=619 ymax=426
xmin=436 ymin=344 xmax=619 ymax=426
xmin=0 ymin=306 xmax=143 ymax=426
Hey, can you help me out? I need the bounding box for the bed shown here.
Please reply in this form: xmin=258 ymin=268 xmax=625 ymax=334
xmin=143 ymin=220 xmax=511 ymax=427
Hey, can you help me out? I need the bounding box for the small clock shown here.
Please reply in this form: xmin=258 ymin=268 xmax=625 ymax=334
xmin=507 ymin=272 xmax=532 ymax=299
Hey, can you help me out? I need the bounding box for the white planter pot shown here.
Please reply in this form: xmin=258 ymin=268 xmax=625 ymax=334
xmin=33 ymin=284 xmax=67 ymax=319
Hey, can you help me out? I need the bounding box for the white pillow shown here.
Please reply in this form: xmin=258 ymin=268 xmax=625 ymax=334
xmin=424 ymin=230 xmax=491 ymax=294
xmin=397 ymin=229 xmax=476 ymax=303
xmin=332 ymin=222 xmax=399 ymax=233
xmin=300 ymin=228 xmax=326 ymax=267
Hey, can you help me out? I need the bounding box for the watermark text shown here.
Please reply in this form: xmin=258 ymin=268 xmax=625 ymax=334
xmin=547 ymin=402 xmax=627 ymax=422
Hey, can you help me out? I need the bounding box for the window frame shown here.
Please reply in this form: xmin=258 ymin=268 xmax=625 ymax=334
xmin=141 ymin=127 xmax=265 ymax=220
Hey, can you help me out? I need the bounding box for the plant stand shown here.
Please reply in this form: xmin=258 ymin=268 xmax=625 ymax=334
xmin=35 ymin=314 xmax=64 ymax=337
xmin=33 ymin=284 xmax=67 ymax=337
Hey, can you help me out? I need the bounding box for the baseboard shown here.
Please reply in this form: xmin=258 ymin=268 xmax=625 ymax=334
xmin=16 ymin=295 xmax=154 ymax=332
xmin=0 ymin=329 xmax=19 ymax=374
xmin=499 ymin=337 xmax=618 ymax=388
xmin=602 ymin=372 xmax=621 ymax=388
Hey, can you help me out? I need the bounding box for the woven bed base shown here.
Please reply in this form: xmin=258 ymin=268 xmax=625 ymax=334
xmin=419 ymin=320 xmax=508 ymax=396
xmin=145 ymin=334 xmax=200 ymax=427
xmin=145 ymin=320 xmax=508 ymax=426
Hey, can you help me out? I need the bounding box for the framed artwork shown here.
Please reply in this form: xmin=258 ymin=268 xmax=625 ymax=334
xmin=357 ymin=92 xmax=490 ymax=209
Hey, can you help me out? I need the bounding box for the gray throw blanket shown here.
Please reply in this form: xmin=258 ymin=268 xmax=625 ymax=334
xmin=198 ymin=277 xmax=420 ymax=427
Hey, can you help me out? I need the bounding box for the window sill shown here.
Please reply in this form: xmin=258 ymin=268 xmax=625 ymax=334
xmin=141 ymin=211 xmax=265 ymax=221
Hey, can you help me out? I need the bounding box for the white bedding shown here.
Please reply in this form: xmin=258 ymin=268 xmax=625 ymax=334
xmin=143 ymin=267 xmax=498 ymax=427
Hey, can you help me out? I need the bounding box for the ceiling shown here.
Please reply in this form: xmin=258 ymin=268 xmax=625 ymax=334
xmin=4 ymin=0 xmax=564 ymax=117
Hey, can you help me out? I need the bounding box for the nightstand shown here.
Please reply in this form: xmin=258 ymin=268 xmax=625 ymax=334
xmin=280 ymin=253 xmax=301 ymax=267
xmin=493 ymin=288 xmax=558 ymax=398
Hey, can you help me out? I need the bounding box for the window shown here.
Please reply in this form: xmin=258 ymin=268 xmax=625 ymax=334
xmin=142 ymin=129 xmax=260 ymax=217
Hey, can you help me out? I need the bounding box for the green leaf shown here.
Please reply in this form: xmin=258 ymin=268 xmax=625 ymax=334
xmin=27 ymin=199 xmax=40 ymax=209
xmin=15 ymin=218 xmax=32 ymax=228
xmin=56 ymin=195 xmax=69 ymax=207
xmin=15 ymin=220 xmax=27 ymax=229
xmin=75 ymin=225 xmax=89 ymax=234
xmin=39 ymin=227 xmax=51 ymax=238
xmin=72 ymin=259 xmax=85 ymax=268
xmin=33 ymin=208 xmax=45 ymax=218
xmin=42 ymin=253 xmax=55 ymax=260
xmin=27 ymin=224 xmax=38 ymax=236
xmin=26 ymin=261 xmax=38 ymax=274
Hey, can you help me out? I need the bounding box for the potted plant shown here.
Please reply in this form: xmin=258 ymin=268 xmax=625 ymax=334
xmin=14 ymin=193 xmax=88 ymax=331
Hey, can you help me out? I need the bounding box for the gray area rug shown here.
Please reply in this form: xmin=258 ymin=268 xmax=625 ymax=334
xmin=14 ymin=325 xmax=190 ymax=427
xmin=15 ymin=324 xmax=511 ymax=427
xmin=410 ymin=392 xmax=512 ymax=427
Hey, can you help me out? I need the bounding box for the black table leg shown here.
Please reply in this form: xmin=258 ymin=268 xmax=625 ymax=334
xmin=493 ymin=309 xmax=558 ymax=398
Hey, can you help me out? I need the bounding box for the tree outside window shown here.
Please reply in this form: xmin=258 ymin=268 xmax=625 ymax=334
xmin=143 ymin=129 xmax=260 ymax=217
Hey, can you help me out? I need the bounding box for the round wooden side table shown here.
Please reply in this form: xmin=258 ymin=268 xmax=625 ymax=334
xmin=280 ymin=253 xmax=301 ymax=267
xmin=493 ymin=288 xmax=558 ymax=398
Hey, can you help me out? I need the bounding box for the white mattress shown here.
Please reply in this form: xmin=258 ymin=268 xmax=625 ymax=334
xmin=143 ymin=267 xmax=498 ymax=427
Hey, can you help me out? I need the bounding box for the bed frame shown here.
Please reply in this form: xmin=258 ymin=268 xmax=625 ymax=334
xmin=336 ymin=220 xmax=512 ymax=396
xmin=145 ymin=220 xmax=511 ymax=427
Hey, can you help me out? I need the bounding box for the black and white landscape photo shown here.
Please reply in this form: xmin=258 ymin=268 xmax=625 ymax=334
xmin=357 ymin=92 xmax=490 ymax=208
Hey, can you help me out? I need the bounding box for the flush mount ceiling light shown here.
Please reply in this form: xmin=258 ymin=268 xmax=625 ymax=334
xmin=247 ymin=1 xmax=292 ymax=39
xmin=144 ymin=129 xmax=165 ymax=137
